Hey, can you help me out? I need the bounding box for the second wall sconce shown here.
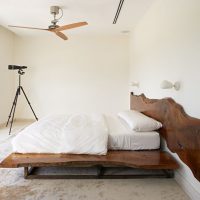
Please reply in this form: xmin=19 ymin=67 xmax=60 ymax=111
xmin=160 ymin=80 xmax=180 ymax=91
xmin=130 ymin=81 xmax=139 ymax=87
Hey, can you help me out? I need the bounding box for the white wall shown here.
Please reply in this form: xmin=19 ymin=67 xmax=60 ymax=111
xmin=130 ymin=0 xmax=200 ymax=199
xmin=13 ymin=35 xmax=130 ymax=119
xmin=0 ymin=26 xmax=14 ymax=124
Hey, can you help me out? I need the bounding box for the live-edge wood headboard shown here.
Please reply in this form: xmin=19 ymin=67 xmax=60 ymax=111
xmin=130 ymin=92 xmax=200 ymax=181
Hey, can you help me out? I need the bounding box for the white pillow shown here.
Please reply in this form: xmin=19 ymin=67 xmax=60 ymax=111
xmin=118 ymin=110 xmax=162 ymax=132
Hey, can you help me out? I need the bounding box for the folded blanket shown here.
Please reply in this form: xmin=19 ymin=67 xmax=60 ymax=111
xmin=12 ymin=114 xmax=108 ymax=155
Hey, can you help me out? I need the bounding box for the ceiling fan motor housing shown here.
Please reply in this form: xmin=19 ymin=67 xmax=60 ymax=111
xmin=50 ymin=6 xmax=60 ymax=15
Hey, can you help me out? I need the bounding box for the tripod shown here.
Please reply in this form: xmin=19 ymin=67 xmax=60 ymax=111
xmin=6 ymin=69 xmax=38 ymax=134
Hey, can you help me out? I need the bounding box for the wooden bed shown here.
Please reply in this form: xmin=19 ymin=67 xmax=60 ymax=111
xmin=1 ymin=93 xmax=199 ymax=180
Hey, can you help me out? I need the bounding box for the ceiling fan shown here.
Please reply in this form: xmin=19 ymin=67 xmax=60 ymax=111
xmin=8 ymin=6 xmax=88 ymax=40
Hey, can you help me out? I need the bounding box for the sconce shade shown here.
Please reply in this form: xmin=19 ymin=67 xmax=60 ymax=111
xmin=161 ymin=80 xmax=174 ymax=89
xmin=173 ymin=82 xmax=180 ymax=90
xmin=160 ymin=80 xmax=180 ymax=91
xmin=130 ymin=81 xmax=139 ymax=87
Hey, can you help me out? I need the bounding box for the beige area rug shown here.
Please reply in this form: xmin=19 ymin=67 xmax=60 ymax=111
xmin=0 ymin=168 xmax=190 ymax=200
xmin=0 ymin=124 xmax=190 ymax=200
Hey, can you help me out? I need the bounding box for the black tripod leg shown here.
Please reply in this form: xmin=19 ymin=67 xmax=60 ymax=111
xmin=9 ymin=88 xmax=20 ymax=134
xmin=20 ymin=86 xmax=38 ymax=121
xmin=6 ymin=87 xmax=19 ymax=127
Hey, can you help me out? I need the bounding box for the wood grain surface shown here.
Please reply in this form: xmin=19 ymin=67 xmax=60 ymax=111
xmin=0 ymin=151 xmax=178 ymax=170
xmin=130 ymin=93 xmax=200 ymax=181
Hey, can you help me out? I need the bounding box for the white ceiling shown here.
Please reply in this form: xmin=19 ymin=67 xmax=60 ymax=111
xmin=0 ymin=0 xmax=155 ymax=36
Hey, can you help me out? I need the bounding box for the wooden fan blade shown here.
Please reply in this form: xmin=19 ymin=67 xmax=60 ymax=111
xmin=55 ymin=31 xmax=68 ymax=40
xmin=55 ymin=22 xmax=88 ymax=32
xmin=8 ymin=25 xmax=48 ymax=31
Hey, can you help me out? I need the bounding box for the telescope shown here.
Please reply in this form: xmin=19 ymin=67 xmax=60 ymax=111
xmin=8 ymin=65 xmax=27 ymax=70
xmin=6 ymin=64 xmax=38 ymax=134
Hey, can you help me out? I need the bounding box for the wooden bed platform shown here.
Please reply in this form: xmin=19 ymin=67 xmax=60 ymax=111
xmin=2 ymin=92 xmax=199 ymax=180
xmin=0 ymin=151 xmax=178 ymax=179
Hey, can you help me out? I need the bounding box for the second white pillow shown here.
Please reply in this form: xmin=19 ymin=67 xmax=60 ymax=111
xmin=118 ymin=110 xmax=162 ymax=132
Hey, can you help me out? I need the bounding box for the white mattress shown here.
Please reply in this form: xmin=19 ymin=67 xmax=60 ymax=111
xmin=12 ymin=114 xmax=160 ymax=154
xmin=105 ymin=115 xmax=160 ymax=150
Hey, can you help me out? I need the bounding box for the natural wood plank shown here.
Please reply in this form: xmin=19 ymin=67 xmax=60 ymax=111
xmin=131 ymin=93 xmax=200 ymax=181
xmin=0 ymin=151 xmax=179 ymax=170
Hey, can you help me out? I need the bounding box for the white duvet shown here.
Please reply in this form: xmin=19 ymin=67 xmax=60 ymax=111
xmin=12 ymin=114 xmax=108 ymax=155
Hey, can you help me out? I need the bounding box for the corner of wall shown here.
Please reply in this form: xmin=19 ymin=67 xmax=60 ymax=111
xmin=0 ymin=26 xmax=15 ymax=124
xmin=175 ymin=171 xmax=200 ymax=200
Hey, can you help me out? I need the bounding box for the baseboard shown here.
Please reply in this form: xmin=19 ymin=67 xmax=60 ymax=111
xmin=0 ymin=122 xmax=6 ymax=128
xmin=0 ymin=119 xmax=35 ymax=129
xmin=175 ymin=171 xmax=200 ymax=200
xmin=14 ymin=118 xmax=35 ymax=123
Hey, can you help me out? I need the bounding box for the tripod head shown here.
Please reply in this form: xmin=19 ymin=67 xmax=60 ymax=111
xmin=18 ymin=69 xmax=25 ymax=75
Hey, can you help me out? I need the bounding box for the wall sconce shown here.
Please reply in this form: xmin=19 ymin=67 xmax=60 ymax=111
xmin=130 ymin=81 xmax=139 ymax=87
xmin=160 ymin=80 xmax=180 ymax=91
